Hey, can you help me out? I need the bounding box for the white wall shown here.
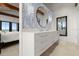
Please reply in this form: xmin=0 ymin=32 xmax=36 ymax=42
xmin=45 ymin=3 xmax=79 ymax=44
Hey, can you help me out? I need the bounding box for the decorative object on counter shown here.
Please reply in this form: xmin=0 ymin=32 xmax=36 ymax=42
xmin=56 ymin=16 xmax=67 ymax=36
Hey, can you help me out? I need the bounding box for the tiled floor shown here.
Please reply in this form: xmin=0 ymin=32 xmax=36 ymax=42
xmin=50 ymin=40 xmax=79 ymax=56
xmin=0 ymin=40 xmax=79 ymax=56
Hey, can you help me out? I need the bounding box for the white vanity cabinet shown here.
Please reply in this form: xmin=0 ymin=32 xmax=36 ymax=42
xmin=21 ymin=31 xmax=59 ymax=56
xmin=21 ymin=4 xmax=59 ymax=56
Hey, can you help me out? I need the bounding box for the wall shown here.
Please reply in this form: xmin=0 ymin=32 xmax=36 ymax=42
xmin=22 ymin=3 xmax=53 ymax=32
xmin=45 ymin=3 xmax=79 ymax=44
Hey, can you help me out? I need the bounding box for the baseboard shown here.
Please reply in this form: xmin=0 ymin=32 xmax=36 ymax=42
xmin=1 ymin=40 xmax=19 ymax=49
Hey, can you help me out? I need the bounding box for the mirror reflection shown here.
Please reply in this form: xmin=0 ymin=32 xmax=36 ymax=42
xmin=36 ymin=7 xmax=48 ymax=28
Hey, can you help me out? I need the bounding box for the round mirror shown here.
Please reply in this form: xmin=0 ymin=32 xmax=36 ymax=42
xmin=36 ymin=7 xmax=49 ymax=28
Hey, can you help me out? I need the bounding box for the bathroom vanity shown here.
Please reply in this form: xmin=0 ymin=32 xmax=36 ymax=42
xmin=21 ymin=31 xmax=59 ymax=56
xmin=21 ymin=3 xmax=59 ymax=56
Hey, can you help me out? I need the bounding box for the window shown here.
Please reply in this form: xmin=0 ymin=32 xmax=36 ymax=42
xmin=1 ymin=21 xmax=19 ymax=32
xmin=12 ymin=23 xmax=17 ymax=31
xmin=2 ymin=22 xmax=9 ymax=32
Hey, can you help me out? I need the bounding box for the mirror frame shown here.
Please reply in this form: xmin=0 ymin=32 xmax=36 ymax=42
xmin=36 ymin=7 xmax=49 ymax=28
xmin=56 ymin=16 xmax=67 ymax=36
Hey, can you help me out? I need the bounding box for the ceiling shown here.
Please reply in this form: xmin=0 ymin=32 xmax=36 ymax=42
xmin=44 ymin=3 xmax=79 ymax=12
xmin=0 ymin=3 xmax=19 ymax=18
